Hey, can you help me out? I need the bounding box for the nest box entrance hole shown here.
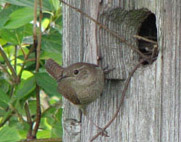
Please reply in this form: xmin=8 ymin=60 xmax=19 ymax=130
xmin=99 ymin=9 xmax=158 ymax=80
xmin=137 ymin=13 xmax=158 ymax=65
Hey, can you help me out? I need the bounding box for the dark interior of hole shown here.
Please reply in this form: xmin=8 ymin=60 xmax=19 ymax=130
xmin=138 ymin=14 xmax=157 ymax=41
xmin=138 ymin=13 xmax=158 ymax=64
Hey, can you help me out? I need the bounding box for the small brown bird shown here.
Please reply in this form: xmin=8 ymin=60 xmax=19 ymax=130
xmin=45 ymin=59 xmax=104 ymax=114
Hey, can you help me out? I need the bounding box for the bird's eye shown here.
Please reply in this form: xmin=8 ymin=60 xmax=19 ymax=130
xmin=74 ymin=70 xmax=79 ymax=75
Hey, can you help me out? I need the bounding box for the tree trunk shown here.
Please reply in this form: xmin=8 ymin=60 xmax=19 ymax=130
xmin=62 ymin=0 xmax=181 ymax=142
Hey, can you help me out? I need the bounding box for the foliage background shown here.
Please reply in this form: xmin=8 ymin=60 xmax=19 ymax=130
xmin=0 ymin=0 xmax=63 ymax=141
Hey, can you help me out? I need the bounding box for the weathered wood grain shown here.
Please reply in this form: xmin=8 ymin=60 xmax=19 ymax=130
xmin=62 ymin=0 xmax=181 ymax=142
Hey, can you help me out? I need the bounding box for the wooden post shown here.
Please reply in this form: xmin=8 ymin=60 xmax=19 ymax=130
xmin=62 ymin=0 xmax=181 ymax=142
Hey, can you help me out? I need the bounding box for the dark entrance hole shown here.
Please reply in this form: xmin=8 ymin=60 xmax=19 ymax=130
xmin=137 ymin=13 xmax=158 ymax=65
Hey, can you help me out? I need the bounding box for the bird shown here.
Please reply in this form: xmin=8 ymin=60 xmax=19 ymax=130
xmin=45 ymin=59 xmax=104 ymax=114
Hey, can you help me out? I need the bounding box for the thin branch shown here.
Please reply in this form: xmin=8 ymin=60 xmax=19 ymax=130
xmin=59 ymin=0 xmax=148 ymax=59
xmin=33 ymin=0 xmax=38 ymax=46
xmin=0 ymin=44 xmax=18 ymax=83
xmin=133 ymin=35 xmax=158 ymax=44
xmin=0 ymin=62 xmax=11 ymax=78
xmin=18 ymin=0 xmax=41 ymax=79
xmin=35 ymin=0 xmax=42 ymax=72
xmin=32 ymin=85 xmax=41 ymax=137
xmin=25 ymin=102 xmax=32 ymax=125
xmin=19 ymin=45 xmax=26 ymax=58
xmin=90 ymin=59 xmax=145 ymax=142
xmin=0 ymin=111 xmax=14 ymax=127
xmin=9 ymin=84 xmax=15 ymax=97
xmin=24 ymin=102 xmax=33 ymax=139
xmin=18 ymin=45 xmax=35 ymax=79
xmin=14 ymin=45 xmax=18 ymax=73
xmin=29 ymin=0 xmax=38 ymax=138
xmin=32 ymin=0 xmax=42 ymax=138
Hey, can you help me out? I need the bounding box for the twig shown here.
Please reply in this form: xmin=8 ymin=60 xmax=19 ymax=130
xmin=9 ymin=84 xmax=15 ymax=97
xmin=32 ymin=85 xmax=41 ymax=137
xmin=30 ymin=0 xmax=38 ymax=138
xmin=0 ymin=111 xmax=14 ymax=127
xmin=0 ymin=44 xmax=18 ymax=83
xmin=33 ymin=0 xmax=38 ymax=48
xmin=25 ymin=102 xmax=32 ymax=125
xmin=18 ymin=0 xmax=42 ymax=79
xmin=90 ymin=59 xmax=145 ymax=141
xmin=19 ymin=45 xmax=26 ymax=58
xmin=59 ymin=0 xmax=148 ymax=60
xmin=32 ymin=0 xmax=42 ymax=138
xmin=24 ymin=102 xmax=33 ymax=139
xmin=133 ymin=35 xmax=158 ymax=44
xmin=35 ymin=0 xmax=42 ymax=71
xmin=0 ymin=62 xmax=11 ymax=79
xmin=14 ymin=45 xmax=18 ymax=73
xmin=18 ymin=45 xmax=35 ymax=79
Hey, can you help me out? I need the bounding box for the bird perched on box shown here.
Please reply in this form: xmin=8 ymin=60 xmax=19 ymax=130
xmin=45 ymin=59 xmax=104 ymax=114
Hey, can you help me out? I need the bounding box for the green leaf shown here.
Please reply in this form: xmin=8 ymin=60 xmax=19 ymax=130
xmin=4 ymin=7 xmax=34 ymax=29
xmin=0 ymin=5 xmax=19 ymax=29
xmin=0 ymin=110 xmax=13 ymax=125
xmin=23 ymin=23 xmax=33 ymax=37
xmin=51 ymin=109 xmax=63 ymax=137
xmin=42 ymin=18 xmax=50 ymax=30
xmin=0 ymin=126 xmax=20 ymax=142
xmin=0 ymin=29 xmax=19 ymax=44
xmin=0 ymin=109 xmax=6 ymax=116
xmin=14 ymin=76 xmax=36 ymax=100
xmin=35 ymin=72 xmax=60 ymax=97
xmin=37 ymin=129 xmax=51 ymax=139
xmin=2 ymin=45 xmax=15 ymax=58
xmin=15 ymin=66 xmax=34 ymax=80
xmin=40 ymin=51 xmax=62 ymax=65
xmin=1 ymin=0 xmax=34 ymax=7
xmin=41 ymin=29 xmax=62 ymax=64
xmin=28 ymin=100 xmax=37 ymax=115
xmin=8 ymin=113 xmax=30 ymax=132
xmin=13 ymin=100 xmax=25 ymax=116
xmin=0 ymin=79 xmax=9 ymax=93
xmin=42 ymin=107 xmax=57 ymax=118
xmin=55 ymin=15 xmax=63 ymax=33
xmin=51 ymin=121 xmax=63 ymax=137
xmin=42 ymin=29 xmax=62 ymax=53
xmin=0 ymin=7 xmax=12 ymax=29
xmin=1 ymin=0 xmax=54 ymax=11
xmin=0 ymin=24 xmax=33 ymax=45
xmin=0 ymin=38 xmax=7 ymax=46
xmin=0 ymin=88 xmax=10 ymax=108
xmin=49 ymin=0 xmax=60 ymax=11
